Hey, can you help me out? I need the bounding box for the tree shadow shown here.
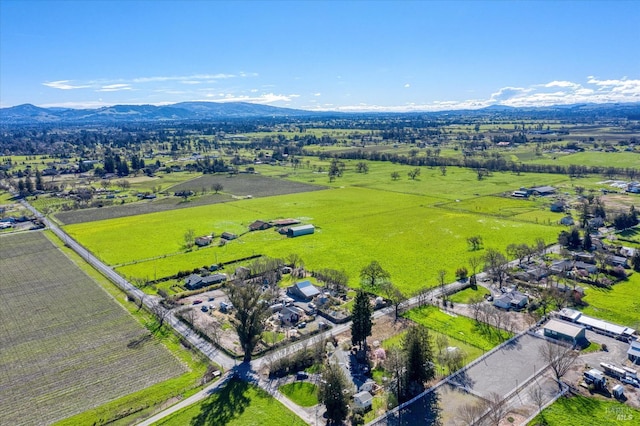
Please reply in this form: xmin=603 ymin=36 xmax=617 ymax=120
xmin=385 ymin=389 xmax=442 ymax=426
xmin=126 ymin=332 xmax=152 ymax=349
xmin=450 ymin=370 xmax=476 ymax=391
xmin=190 ymin=378 xmax=251 ymax=426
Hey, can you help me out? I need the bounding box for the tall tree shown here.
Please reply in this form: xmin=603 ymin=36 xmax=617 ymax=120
xmin=381 ymin=281 xmax=406 ymax=320
xmin=402 ymin=325 xmax=435 ymax=400
xmin=318 ymin=363 xmax=349 ymax=425
xmin=484 ymin=248 xmax=509 ymax=287
xmin=351 ymin=290 xmax=373 ymax=351
xmin=227 ymin=280 xmax=272 ymax=362
xmin=360 ymin=260 xmax=390 ymax=293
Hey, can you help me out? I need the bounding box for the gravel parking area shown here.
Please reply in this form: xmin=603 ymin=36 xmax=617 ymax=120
xmin=450 ymin=333 xmax=551 ymax=399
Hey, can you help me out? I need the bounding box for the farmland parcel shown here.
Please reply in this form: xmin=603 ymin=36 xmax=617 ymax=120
xmin=65 ymin=178 xmax=561 ymax=294
xmin=0 ymin=232 xmax=187 ymax=426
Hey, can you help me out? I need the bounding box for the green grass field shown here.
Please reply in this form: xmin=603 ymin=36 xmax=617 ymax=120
xmin=403 ymin=305 xmax=511 ymax=351
xmin=279 ymin=382 xmax=319 ymax=407
xmin=0 ymin=232 xmax=188 ymax=426
xmin=527 ymin=151 xmax=640 ymax=169
xmin=66 ymin=171 xmax=561 ymax=294
xmin=578 ymin=273 xmax=640 ymax=328
xmin=154 ymin=379 xmax=307 ymax=426
xmin=529 ymin=394 xmax=640 ymax=426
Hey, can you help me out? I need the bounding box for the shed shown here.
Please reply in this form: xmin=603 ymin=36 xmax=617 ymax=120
xmin=613 ymin=384 xmax=624 ymax=399
xmin=195 ymin=236 xmax=212 ymax=247
xmin=249 ymin=220 xmax=272 ymax=231
xmin=271 ymin=218 xmax=301 ymax=227
xmin=628 ymin=338 xmax=640 ymax=364
xmin=558 ymin=308 xmax=582 ymax=323
xmin=221 ymin=232 xmax=237 ymax=240
xmin=287 ymin=224 xmax=315 ymax=238
xmin=530 ymin=186 xmax=556 ymax=196
xmin=543 ymin=319 xmax=586 ymax=345
xmin=353 ymin=391 xmax=373 ymax=411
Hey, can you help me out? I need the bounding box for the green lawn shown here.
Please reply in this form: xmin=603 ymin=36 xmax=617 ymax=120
xmin=279 ymin=382 xmax=319 ymax=407
xmin=529 ymin=395 xmax=640 ymax=426
xmin=578 ymin=273 xmax=640 ymax=328
xmin=403 ymin=305 xmax=511 ymax=351
xmin=447 ymin=285 xmax=490 ymax=304
xmin=381 ymin=328 xmax=484 ymax=376
xmin=154 ymin=379 xmax=307 ymax=426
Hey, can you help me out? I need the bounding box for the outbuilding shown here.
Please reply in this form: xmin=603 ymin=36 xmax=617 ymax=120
xmin=287 ymin=224 xmax=315 ymax=238
xmin=628 ymin=338 xmax=640 ymax=364
xmin=543 ymin=319 xmax=586 ymax=346
xmin=288 ymin=280 xmax=321 ymax=301
xmin=353 ymin=391 xmax=373 ymax=412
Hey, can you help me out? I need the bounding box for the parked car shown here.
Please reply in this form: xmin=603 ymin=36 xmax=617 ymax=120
xmin=296 ymin=371 xmax=309 ymax=380
xmin=193 ymin=300 xmax=203 ymax=305
xmin=297 ymin=322 xmax=307 ymax=329
xmin=201 ymin=305 xmax=208 ymax=312
xmin=622 ymin=376 xmax=639 ymax=387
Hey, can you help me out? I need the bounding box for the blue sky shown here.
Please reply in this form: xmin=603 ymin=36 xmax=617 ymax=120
xmin=1 ymin=1 xmax=639 ymax=111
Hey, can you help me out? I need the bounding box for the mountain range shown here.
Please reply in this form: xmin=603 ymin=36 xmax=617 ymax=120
xmin=1 ymin=101 xmax=639 ymax=124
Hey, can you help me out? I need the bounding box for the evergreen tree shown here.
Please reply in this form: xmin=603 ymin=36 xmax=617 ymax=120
xmin=402 ymin=325 xmax=435 ymax=399
xmin=582 ymin=231 xmax=593 ymax=251
xmin=632 ymin=250 xmax=640 ymax=273
xmin=318 ymin=363 xmax=349 ymax=425
xmin=35 ymin=168 xmax=43 ymax=191
xmin=351 ymin=290 xmax=372 ymax=351
xmin=25 ymin=176 xmax=34 ymax=194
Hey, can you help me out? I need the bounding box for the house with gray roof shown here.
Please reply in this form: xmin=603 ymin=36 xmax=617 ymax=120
xmin=288 ymin=280 xmax=321 ymax=301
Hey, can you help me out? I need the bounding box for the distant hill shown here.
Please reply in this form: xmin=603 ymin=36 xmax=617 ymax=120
xmin=1 ymin=101 xmax=639 ymax=124
xmin=0 ymin=102 xmax=320 ymax=124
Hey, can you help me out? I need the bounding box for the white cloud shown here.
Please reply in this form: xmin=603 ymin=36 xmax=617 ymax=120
xmin=42 ymin=80 xmax=91 ymax=90
xmin=313 ymin=92 xmax=321 ymax=96
xmin=404 ymin=83 xmax=410 ymax=88
xmin=132 ymin=73 xmax=239 ymax=83
xmin=98 ymin=84 xmax=132 ymax=92
xmin=197 ymin=93 xmax=299 ymax=104
xmin=542 ymin=80 xmax=580 ymax=89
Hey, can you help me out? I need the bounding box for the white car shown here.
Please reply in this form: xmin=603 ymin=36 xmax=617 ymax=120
xmin=621 ymin=376 xmax=639 ymax=387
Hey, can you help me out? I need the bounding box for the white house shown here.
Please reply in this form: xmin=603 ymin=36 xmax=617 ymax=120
xmin=353 ymin=391 xmax=373 ymax=411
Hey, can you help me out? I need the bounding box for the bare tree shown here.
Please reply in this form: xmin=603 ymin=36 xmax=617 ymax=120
xmin=484 ymin=248 xmax=509 ymax=287
xmin=539 ymin=341 xmax=578 ymax=391
xmin=227 ymin=279 xmax=272 ymax=362
xmin=529 ymin=384 xmax=546 ymax=415
xmin=485 ymin=392 xmax=507 ymax=426
xmin=211 ymin=182 xmax=223 ymax=193
xmin=469 ymin=255 xmax=482 ymax=284
xmin=381 ymin=281 xmax=407 ymax=320
xmin=457 ymin=401 xmax=485 ymax=426
xmin=437 ymin=269 xmax=448 ymax=302
xmin=150 ymin=302 xmax=170 ymax=328
xmin=469 ymin=294 xmax=485 ymax=322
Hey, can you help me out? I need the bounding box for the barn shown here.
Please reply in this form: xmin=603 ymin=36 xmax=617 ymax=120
xmin=287 ymin=224 xmax=315 ymax=238
xmin=543 ymin=319 xmax=587 ymax=346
